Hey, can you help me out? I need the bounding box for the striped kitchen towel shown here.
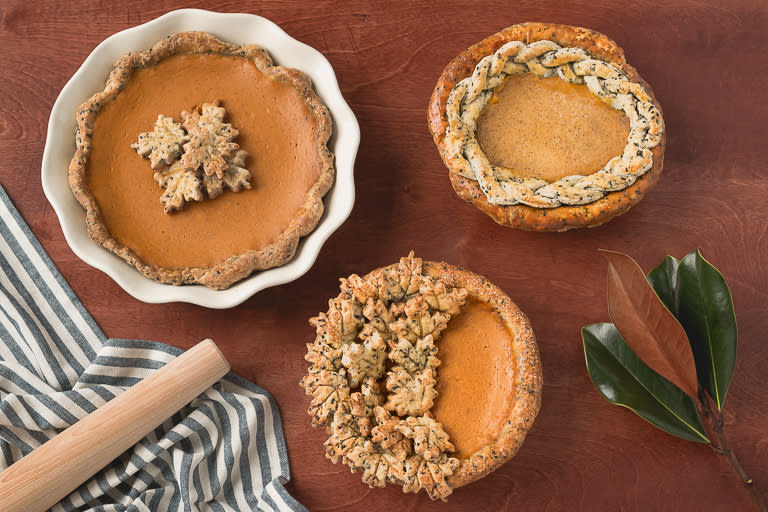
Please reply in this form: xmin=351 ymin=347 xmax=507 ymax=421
xmin=0 ymin=185 xmax=307 ymax=512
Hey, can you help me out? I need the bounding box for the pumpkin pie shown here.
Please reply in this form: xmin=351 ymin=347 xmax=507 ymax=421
xmin=300 ymin=253 xmax=542 ymax=500
xmin=69 ymin=32 xmax=335 ymax=289
xmin=428 ymin=22 xmax=665 ymax=231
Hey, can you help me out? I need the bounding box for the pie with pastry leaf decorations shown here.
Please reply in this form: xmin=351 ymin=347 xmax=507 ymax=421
xmin=300 ymin=253 xmax=542 ymax=500
xmin=428 ymin=22 xmax=666 ymax=231
xmin=68 ymin=31 xmax=335 ymax=289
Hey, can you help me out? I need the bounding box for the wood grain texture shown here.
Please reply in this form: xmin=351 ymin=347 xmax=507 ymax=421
xmin=1 ymin=0 xmax=767 ymax=510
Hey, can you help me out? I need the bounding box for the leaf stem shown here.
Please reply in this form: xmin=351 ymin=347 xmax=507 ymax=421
xmin=699 ymin=391 xmax=767 ymax=512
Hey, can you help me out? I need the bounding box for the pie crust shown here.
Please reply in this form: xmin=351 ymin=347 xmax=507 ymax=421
xmin=427 ymin=22 xmax=666 ymax=231
xmin=430 ymin=262 xmax=542 ymax=489
xmin=68 ymin=31 xmax=335 ymax=289
xmin=300 ymin=253 xmax=542 ymax=500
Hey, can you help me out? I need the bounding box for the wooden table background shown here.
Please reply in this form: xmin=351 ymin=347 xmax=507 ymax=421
xmin=1 ymin=1 xmax=767 ymax=510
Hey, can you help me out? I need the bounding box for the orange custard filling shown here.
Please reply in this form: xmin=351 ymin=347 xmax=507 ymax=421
xmin=87 ymin=53 xmax=321 ymax=269
xmin=433 ymin=299 xmax=517 ymax=459
xmin=476 ymin=73 xmax=630 ymax=182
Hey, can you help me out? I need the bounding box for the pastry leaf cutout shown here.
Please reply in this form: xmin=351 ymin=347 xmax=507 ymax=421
xmin=601 ymin=249 xmax=699 ymax=400
xmin=582 ymin=323 xmax=709 ymax=443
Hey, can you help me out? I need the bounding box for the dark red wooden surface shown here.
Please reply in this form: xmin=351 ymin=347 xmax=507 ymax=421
xmin=1 ymin=1 xmax=767 ymax=510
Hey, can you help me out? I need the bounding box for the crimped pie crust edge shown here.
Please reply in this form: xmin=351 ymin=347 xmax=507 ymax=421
xmin=68 ymin=31 xmax=335 ymax=289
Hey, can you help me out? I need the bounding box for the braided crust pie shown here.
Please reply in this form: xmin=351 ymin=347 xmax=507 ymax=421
xmin=300 ymin=253 xmax=542 ymax=500
xmin=427 ymin=22 xmax=666 ymax=231
xmin=69 ymin=32 xmax=335 ymax=289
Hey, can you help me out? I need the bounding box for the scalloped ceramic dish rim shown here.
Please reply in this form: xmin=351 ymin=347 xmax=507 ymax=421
xmin=41 ymin=9 xmax=359 ymax=308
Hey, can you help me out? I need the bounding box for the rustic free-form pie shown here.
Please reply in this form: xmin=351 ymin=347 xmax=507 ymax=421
xmin=69 ymin=32 xmax=335 ymax=289
xmin=300 ymin=253 xmax=542 ymax=500
xmin=428 ymin=22 xmax=665 ymax=231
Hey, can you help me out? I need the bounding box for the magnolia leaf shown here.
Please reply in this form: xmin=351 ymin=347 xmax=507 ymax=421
xmin=647 ymin=255 xmax=679 ymax=313
xmin=677 ymin=250 xmax=738 ymax=411
xmin=601 ymin=250 xmax=699 ymax=400
xmin=583 ymin=323 xmax=710 ymax=443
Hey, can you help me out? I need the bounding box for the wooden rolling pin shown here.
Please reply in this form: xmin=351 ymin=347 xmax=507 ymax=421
xmin=0 ymin=338 xmax=230 ymax=512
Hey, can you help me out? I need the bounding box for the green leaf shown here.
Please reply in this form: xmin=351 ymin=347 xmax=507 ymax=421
xmin=647 ymin=255 xmax=680 ymax=313
xmin=676 ymin=250 xmax=738 ymax=410
xmin=582 ymin=323 xmax=710 ymax=443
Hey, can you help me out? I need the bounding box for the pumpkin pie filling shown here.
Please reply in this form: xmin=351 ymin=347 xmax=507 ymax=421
xmin=300 ymin=254 xmax=542 ymax=500
xmin=476 ymin=74 xmax=630 ymax=183
xmin=428 ymin=22 xmax=666 ymax=231
xmin=432 ymin=298 xmax=516 ymax=459
xmin=86 ymin=53 xmax=322 ymax=269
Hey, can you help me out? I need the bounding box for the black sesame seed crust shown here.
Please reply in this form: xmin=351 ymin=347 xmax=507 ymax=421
xmin=68 ymin=31 xmax=336 ymax=289
xmin=427 ymin=22 xmax=665 ymax=232
xmin=418 ymin=261 xmax=542 ymax=488
xmin=301 ymin=257 xmax=542 ymax=493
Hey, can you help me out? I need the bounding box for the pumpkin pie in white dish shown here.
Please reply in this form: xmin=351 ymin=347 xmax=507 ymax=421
xmin=69 ymin=31 xmax=335 ymax=289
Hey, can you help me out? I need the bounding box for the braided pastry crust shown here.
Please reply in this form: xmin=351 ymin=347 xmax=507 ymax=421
xmin=428 ymin=22 xmax=666 ymax=231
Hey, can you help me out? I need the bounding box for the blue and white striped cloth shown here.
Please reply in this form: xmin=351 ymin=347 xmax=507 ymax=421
xmin=0 ymin=185 xmax=306 ymax=512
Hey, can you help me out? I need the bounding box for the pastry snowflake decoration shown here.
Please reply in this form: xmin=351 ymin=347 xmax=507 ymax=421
xmin=300 ymin=252 xmax=468 ymax=501
xmin=444 ymin=39 xmax=664 ymax=208
xmin=132 ymin=100 xmax=252 ymax=213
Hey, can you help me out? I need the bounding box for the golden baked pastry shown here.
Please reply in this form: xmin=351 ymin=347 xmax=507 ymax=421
xmin=428 ymin=22 xmax=665 ymax=231
xmin=300 ymin=253 xmax=542 ymax=500
xmin=69 ymin=32 xmax=335 ymax=289
xmin=132 ymin=101 xmax=253 ymax=213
